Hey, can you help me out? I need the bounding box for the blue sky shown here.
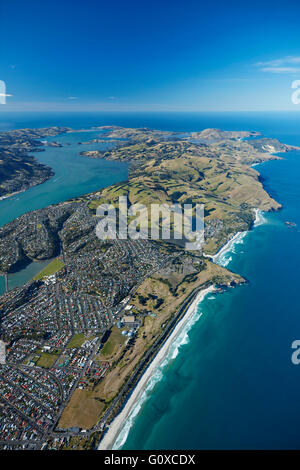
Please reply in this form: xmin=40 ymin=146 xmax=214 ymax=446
xmin=1 ymin=0 xmax=300 ymax=111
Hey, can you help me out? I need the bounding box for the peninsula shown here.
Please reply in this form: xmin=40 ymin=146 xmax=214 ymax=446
xmin=0 ymin=126 xmax=296 ymax=450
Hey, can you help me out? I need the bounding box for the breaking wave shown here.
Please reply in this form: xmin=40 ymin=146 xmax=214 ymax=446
xmin=112 ymin=309 xmax=204 ymax=449
xmin=212 ymin=231 xmax=247 ymax=267
xmin=212 ymin=208 xmax=266 ymax=267
xmin=253 ymin=208 xmax=267 ymax=227
xmin=112 ymin=209 xmax=268 ymax=449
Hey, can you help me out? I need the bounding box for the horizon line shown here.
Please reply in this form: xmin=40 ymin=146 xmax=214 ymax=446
xmin=1 ymin=109 xmax=300 ymax=113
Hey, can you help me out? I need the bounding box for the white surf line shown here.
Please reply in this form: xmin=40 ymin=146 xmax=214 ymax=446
xmin=253 ymin=208 xmax=266 ymax=227
xmin=203 ymin=208 xmax=265 ymax=266
xmin=98 ymin=285 xmax=215 ymax=451
xmin=99 ymin=209 xmax=268 ymax=449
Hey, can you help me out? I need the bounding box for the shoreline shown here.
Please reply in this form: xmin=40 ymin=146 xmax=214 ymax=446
xmin=205 ymin=208 xmax=264 ymax=266
xmin=98 ymin=207 xmax=266 ymax=450
xmin=210 ymin=231 xmax=246 ymax=265
xmin=0 ymin=128 xmax=100 ymax=203
xmin=98 ymin=285 xmax=215 ymax=450
xmin=0 ymin=188 xmax=26 ymax=202
xmin=0 ymin=125 xmax=276 ymax=449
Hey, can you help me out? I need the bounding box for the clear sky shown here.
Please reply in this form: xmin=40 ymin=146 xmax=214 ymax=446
xmin=1 ymin=0 xmax=300 ymax=112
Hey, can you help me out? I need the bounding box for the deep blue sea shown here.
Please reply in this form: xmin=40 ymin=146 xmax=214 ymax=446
xmin=1 ymin=111 xmax=300 ymax=449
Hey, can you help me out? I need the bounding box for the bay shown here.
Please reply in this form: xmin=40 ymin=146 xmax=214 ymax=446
xmin=1 ymin=111 xmax=300 ymax=449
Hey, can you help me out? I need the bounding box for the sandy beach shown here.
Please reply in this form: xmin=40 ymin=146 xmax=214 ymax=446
xmin=210 ymin=231 xmax=245 ymax=264
xmin=98 ymin=284 xmax=215 ymax=450
xmin=204 ymin=208 xmax=263 ymax=266
xmin=0 ymin=189 xmax=25 ymax=202
xmin=98 ymin=208 xmax=265 ymax=450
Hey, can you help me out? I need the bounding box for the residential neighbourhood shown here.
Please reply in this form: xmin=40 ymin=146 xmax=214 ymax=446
xmin=0 ymin=236 xmax=174 ymax=449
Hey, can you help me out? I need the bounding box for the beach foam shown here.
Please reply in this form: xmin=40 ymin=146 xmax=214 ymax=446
xmin=98 ymin=209 xmax=268 ymax=450
xmin=211 ymin=208 xmax=266 ymax=267
xmin=98 ymin=285 xmax=215 ymax=450
xmin=253 ymin=208 xmax=266 ymax=227
xmin=211 ymin=231 xmax=247 ymax=267
xmin=112 ymin=312 xmax=202 ymax=450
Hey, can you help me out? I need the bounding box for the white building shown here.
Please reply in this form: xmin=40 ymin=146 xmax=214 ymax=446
xmin=0 ymin=340 xmax=6 ymax=365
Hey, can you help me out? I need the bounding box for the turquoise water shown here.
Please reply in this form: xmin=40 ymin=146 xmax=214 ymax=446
xmin=1 ymin=112 xmax=300 ymax=449
xmin=0 ymin=130 xmax=128 ymax=227
xmin=121 ymin=142 xmax=300 ymax=449
xmin=0 ymin=129 xmax=128 ymax=294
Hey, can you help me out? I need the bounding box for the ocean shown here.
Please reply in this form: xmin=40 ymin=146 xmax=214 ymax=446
xmin=1 ymin=111 xmax=300 ymax=449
